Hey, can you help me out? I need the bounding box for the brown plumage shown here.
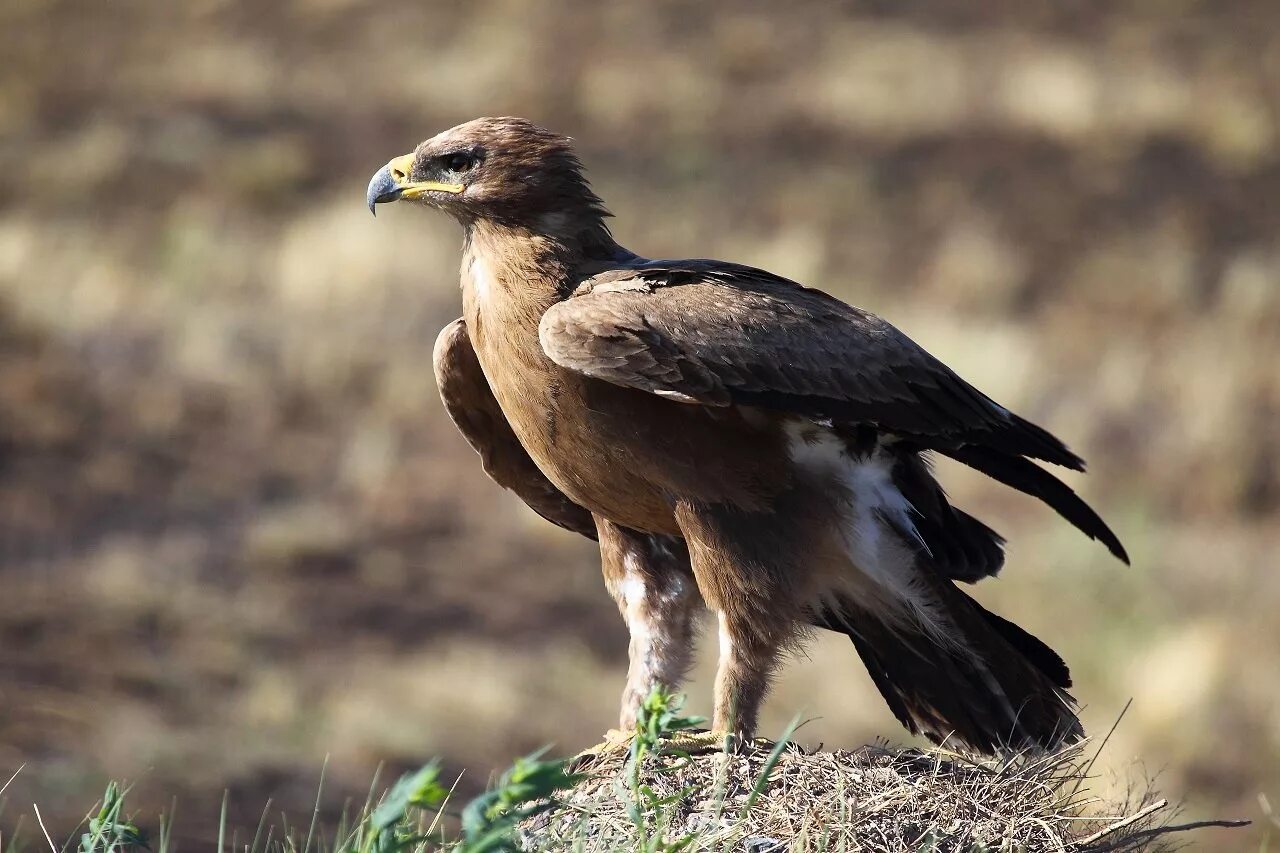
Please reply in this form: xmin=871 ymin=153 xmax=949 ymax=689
xmin=434 ymin=318 xmax=597 ymax=540
xmin=368 ymin=117 xmax=1128 ymax=753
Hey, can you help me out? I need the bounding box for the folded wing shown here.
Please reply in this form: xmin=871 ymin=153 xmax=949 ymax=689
xmin=539 ymin=261 xmax=1127 ymax=563
xmin=434 ymin=318 xmax=598 ymax=540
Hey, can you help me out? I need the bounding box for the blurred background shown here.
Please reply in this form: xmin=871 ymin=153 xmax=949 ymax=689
xmin=2 ymin=0 xmax=1278 ymax=848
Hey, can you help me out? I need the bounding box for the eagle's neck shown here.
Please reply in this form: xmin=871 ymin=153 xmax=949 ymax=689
xmin=459 ymin=221 xmax=573 ymax=373
xmin=460 ymin=218 xmax=618 ymax=319
xmin=459 ymin=218 xmax=613 ymax=456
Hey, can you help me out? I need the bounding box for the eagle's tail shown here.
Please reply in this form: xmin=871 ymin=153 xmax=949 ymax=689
xmin=817 ymin=588 xmax=1083 ymax=754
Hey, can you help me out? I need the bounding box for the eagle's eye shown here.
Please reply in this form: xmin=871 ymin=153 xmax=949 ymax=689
xmin=443 ymin=152 xmax=476 ymax=173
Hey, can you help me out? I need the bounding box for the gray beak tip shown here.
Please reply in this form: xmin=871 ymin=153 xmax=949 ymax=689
xmin=366 ymin=164 xmax=399 ymax=216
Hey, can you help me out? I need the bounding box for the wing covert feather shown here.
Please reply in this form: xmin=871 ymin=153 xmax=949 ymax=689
xmin=539 ymin=266 xmax=1082 ymax=468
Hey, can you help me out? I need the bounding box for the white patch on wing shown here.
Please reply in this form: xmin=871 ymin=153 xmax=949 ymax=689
xmin=783 ymin=421 xmax=954 ymax=643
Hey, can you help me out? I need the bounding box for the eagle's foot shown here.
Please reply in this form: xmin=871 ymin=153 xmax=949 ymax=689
xmin=569 ymin=728 xmax=636 ymax=769
xmin=658 ymin=729 xmax=770 ymax=756
xmin=570 ymin=728 xmax=773 ymax=773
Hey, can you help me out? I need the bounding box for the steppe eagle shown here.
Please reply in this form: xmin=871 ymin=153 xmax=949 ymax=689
xmin=366 ymin=117 xmax=1127 ymax=753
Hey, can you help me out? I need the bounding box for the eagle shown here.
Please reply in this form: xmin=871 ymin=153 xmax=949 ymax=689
xmin=366 ymin=117 xmax=1127 ymax=754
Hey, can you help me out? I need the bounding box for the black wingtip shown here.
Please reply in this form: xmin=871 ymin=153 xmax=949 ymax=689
xmin=1095 ymin=527 xmax=1129 ymax=565
xmin=1086 ymin=504 xmax=1129 ymax=565
xmin=1009 ymin=413 xmax=1087 ymax=471
xmin=945 ymin=445 xmax=1129 ymax=566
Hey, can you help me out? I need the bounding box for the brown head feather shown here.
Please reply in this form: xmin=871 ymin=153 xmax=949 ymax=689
xmin=407 ymin=117 xmax=613 ymax=246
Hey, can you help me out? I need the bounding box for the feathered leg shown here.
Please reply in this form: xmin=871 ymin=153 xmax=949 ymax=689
xmin=673 ymin=501 xmax=806 ymax=745
xmin=597 ymin=518 xmax=700 ymax=730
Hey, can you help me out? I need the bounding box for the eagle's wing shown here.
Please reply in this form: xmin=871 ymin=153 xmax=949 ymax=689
xmin=539 ymin=262 xmax=1127 ymax=563
xmin=434 ymin=318 xmax=598 ymax=540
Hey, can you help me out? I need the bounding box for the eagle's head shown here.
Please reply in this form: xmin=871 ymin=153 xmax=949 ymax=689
xmin=366 ymin=117 xmax=609 ymax=235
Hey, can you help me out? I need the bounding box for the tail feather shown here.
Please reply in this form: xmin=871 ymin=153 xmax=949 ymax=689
xmin=961 ymin=590 xmax=1071 ymax=688
xmin=816 ymin=591 xmax=1083 ymax=754
xmin=943 ymin=445 xmax=1129 ymax=564
xmin=888 ymin=452 xmax=1006 ymax=582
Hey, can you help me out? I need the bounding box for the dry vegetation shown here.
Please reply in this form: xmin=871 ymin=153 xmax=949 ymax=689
xmin=0 ymin=0 xmax=1278 ymax=849
xmin=552 ymin=740 xmax=1198 ymax=852
xmin=24 ymin=694 xmax=1248 ymax=851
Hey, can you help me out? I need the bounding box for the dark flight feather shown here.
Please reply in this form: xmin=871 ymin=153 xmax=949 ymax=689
xmin=541 ymin=261 xmax=1123 ymax=559
xmin=944 ymin=445 xmax=1129 ymax=564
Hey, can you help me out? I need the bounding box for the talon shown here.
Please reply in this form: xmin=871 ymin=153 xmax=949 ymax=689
xmin=569 ymin=728 xmax=637 ymax=769
xmin=657 ymin=729 xmax=736 ymax=755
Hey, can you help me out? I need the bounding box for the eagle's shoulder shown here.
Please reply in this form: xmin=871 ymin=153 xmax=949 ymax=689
xmin=569 ymin=258 xmax=888 ymax=333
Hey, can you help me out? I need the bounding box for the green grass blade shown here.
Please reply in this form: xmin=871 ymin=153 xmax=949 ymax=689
xmin=249 ymin=798 xmax=273 ymax=853
xmin=740 ymin=714 xmax=801 ymax=818
xmin=218 ymin=791 xmax=228 ymax=853
xmin=304 ymin=756 xmax=328 ymax=853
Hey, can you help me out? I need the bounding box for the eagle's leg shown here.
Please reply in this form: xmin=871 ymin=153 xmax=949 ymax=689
xmin=597 ymin=518 xmax=700 ymax=733
xmin=708 ymin=609 xmax=782 ymax=746
xmin=673 ymin=502 xmax=803 ymax=747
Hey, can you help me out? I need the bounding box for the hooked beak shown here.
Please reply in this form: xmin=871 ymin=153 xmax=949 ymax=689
xmin=366 ymin=153 xmax=465 ymax=215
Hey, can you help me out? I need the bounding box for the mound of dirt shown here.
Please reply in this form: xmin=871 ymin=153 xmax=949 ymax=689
xmin=522 ymin=739 xmax=1241 ymax=852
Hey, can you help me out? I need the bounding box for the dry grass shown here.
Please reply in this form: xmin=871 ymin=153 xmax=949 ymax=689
xmin=531 ymin=740 xmax=1238 ymax=852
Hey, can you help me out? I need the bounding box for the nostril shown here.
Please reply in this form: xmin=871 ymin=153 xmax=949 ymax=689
xmin=392 ymin=167 xmax=406 ymax=181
